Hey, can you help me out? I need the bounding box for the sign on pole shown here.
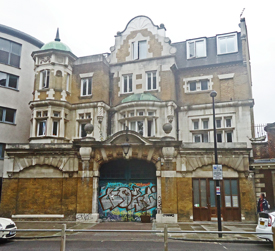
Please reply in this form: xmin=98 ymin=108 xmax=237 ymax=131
xmin=213 ymin=164 xmax=223 ymax=180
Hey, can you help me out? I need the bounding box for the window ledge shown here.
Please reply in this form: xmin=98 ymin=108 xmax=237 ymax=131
xmin=186 ymin=90 xmax=211 ymax=95
xmin=0 ymin=62 xmax=21 ymax=69
xmin=76 ymin=118 xmax=92 ymax=122
xmin=144 ymin=90 xmax=158 ymax=93
xmin=187 ymin=56 xmax=207 ymax=60
xmin=0 ymin=85 xmax=19 ymax=92
xmin=51 ymin=117 xmax=62 ymax=120
xmin=35 ymin=117 xmax=48 ymax=120
xmin=217 ymin=51 xmax=238 ymax=56
xmin=190 ymin=129 xmax=210 ymax=132
xmin=79 ymin=95 xmax=93 ymax=99
xmin=38 ymin=88 xmax=49 ymax=92
xmin=120 ymin=92 xmax=134 ymax=96
xmin=0 ymin=121 xmax=16 ymax=126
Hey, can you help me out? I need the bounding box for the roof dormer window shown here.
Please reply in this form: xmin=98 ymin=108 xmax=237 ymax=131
xmin=187 ymin=39 xmax=206 ymax=59
xmin=217 ymin=33 xmax=238 ymax=55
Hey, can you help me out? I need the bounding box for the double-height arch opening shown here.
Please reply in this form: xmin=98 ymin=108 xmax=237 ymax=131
xmin=98 ymin=158 xmax=157 ymax=222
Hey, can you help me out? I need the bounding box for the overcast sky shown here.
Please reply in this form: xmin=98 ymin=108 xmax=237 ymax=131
xmin=1 ymin=0 xmax=274 ymax=125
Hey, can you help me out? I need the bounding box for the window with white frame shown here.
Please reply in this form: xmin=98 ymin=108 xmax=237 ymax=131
xmin=81 ymin=77 xmax=92 ymax=96
xmin=217 ymin=132 xmax=222 ymax=142
xmin=119 ymin=108 xmax=157 ymax=137
xmin=0 ymin=71 xmax=19 ymax=90
xmin=53 ymin=111 xmax=60 ymax=117
xmin=226 ymin=131 xmax=233 ymax=142
xmin=192 ymin=118 xmax=209 ymax=143
xmin=132 ymin=40 xmax=147 ymax=60
xmin=122 ymin=74 xmax=133 ymax=93
xmin=189 ymin=79 xmax=209 ymax=92
xmin=216 ymin=118 xmax=222 ymax=128
xmin=187 ymin=39 xmax=206 ymax=59
xmin=193 ymin=120 xmax=199 ymax=130
xmin=191 ymin=116 xmax=234 ymax=143
xmin=183 ymin=75 xmax=213 ymax=93
xmin=203 ymin=120 xmax=209 ymax=129
xmin=215 ymin=116 xmax=234 ymax=142
xmin=146 ymin=71 xmax=157 ymax=90
xmin=147 ymin=119 xmax=155 ymax=137
xmin=217 ymin=33 xmax=238 ymax=55
xmin=0 ymin=106 xmax=16 ymax=124
xmin=194 ymin=133 xmax=209 ymax=143
xmin=0 ymin=38 xmax=21 ymax=68
xmin=216 ymin=131 xmax=233 ymax=143
xmin=225 ymin=117 xmax=232 ymax=127
xmin=130 ymin=120 xmax=144 ymax=135
xmin=40 ymin=70 xmax=50 ymax=89
xmin=37 ymin=120 xmax=47 ymax=136
xmin=52 ymin=121 xmax=59 ymax=136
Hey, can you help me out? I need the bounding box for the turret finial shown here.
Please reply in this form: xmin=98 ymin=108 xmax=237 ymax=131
xmin=55 ymin=28 xmax=61 ymax=42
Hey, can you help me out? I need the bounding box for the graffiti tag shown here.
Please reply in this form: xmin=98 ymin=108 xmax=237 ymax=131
xmin=99 ymin=184 xmax=157 ymax=213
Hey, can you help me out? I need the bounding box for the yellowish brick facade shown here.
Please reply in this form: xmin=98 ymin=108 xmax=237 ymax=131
xmin=0 ymin=16 xmax=257 ymax=223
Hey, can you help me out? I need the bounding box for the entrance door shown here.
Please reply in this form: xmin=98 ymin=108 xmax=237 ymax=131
xmin=193 ymin=178 xmax=240 ymax=221
xmin=98 ymin=159 xmax=157 ymax=222
xmin=222 ymin=179 xmax=241 ymax=221
xmin=193 ymin=179 xmax=210 ymax=221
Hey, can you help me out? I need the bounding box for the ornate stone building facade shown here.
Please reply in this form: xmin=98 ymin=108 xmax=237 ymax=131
xmin=0 ymin=16 xmax=256 ymax=222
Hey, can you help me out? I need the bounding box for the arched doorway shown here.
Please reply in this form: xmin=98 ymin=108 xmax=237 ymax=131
xmin=98 ymin=159 xmax=157 ymax=222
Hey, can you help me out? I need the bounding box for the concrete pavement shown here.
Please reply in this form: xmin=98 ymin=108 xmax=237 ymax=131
xmin=13 ymin=221 xmax=268 ymax=243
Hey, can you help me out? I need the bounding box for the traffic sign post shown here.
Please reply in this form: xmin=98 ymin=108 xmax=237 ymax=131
xmin=213 ymin=164 xmax=223 ymax=180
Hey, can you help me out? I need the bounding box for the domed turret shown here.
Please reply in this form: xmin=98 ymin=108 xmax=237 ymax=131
xmin=41 ymin=28 xmax=72 ymax=52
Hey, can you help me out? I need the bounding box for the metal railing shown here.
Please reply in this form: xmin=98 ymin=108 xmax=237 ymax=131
xmin=2 ymin=225 xmax=274 ymax=251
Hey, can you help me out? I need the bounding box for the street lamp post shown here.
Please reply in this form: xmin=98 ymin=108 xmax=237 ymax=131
xmin=210 ymin=90 xmax=222 ymax=238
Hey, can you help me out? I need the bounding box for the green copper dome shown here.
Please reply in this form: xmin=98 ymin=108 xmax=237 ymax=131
xmin=41 ymin=28 xmax=71 ymax=52
xmin=41 ymin=41 xmax=71 ymax=52
xmin=121 ymin=93 xmax=160 ymax=103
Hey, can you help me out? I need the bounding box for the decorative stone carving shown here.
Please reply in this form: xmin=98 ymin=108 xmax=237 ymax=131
xmin=46 ymin=89 xmax=55 ymax=100
xmin=163 ymin=123 xmax=172 ymax=134
xmin=162 ymin=147 xmax=175 ymax=162
xmin=97 ymin=102 xmax=104 ymax=124
xmin=40 ymin=56 xmax=51 ymax=64
xmin=61 ymin=90 xmax=67 ymax=101
xmin=83 ymin=123 xmax=95 ymax=141
xmin=167 ymin=102 xmax=176 ymax=123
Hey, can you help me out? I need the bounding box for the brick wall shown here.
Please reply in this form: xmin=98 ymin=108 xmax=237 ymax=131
xmin=177 ymin=63 xmax=250 ymax=106
xmin=252 ymin=142 xmax=269 ymax=159
xmin=161 ymin=177 xmax=177 ymax=214
xmin=239 ymin=177 xmax=257 ymax=222
xmin=177 ymin=177 xmax=193 ymax=221
xmin=266 ymin=123 xmax=275 ymax=158
xmin=0 ymin=178 xmax=79 ymax=219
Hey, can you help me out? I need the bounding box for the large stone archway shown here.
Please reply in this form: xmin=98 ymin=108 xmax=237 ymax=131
xmin=98 ymin=158 xmax=157 ymax=222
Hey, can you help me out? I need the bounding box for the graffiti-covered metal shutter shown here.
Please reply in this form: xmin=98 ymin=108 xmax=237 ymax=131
xmin=99 ymin=159 xmax=157 ymax=222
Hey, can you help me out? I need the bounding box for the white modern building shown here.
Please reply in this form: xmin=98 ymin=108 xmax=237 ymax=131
xmin=0 ymin=24 xmax=43 ymax=192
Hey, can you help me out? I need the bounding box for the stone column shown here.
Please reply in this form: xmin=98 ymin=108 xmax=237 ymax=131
xmin=79 ymin=147 xmax=92 ymax=182
xmin=160 ymin=146 xmax=178 ymax=223
xmin=77 ymin=146 xmax=97 ymax=222
xmin=91 ymin=170 xmax=100 ymax=222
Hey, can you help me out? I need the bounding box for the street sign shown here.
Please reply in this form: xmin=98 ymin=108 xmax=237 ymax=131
xmin=216 ymin=186 xmax=221 ymax=195
xmin=213 ymin=164 xmax=223 ymax=180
